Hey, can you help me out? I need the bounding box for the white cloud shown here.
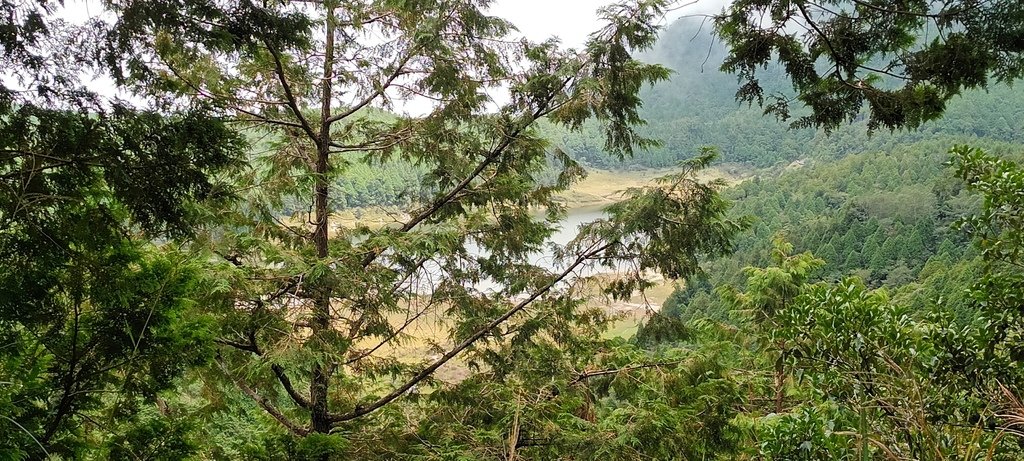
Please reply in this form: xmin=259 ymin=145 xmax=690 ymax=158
xmin=488 ymin=0 xmax=608 ymax=49
xmin=488 ymin=0 xmax=730 ymax=49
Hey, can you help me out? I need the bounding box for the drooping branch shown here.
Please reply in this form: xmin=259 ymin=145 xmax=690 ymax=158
xmin=570 ymin=360 xmax=687 ymax=385
xmin=343 ymin=272 xmax=438 ymax=365
xmin=848 ymin=0 xmax=952 ymax=19
xmin=214 ymin=337 xmax=313 ymax=410
xmin=214 ymin=338 xmax=260 ymax=354
xmin=160 ymin=60 xmax=309 ymax=131
xmin=325 ymin=48 xmax=418 ymax=124
xmin=0 ymin=150 xmax=105 ymax=180
xmin=330 ymin=240 xmax=614 ymax=424
xmin=358 ymin=73 xmax=576 ymax=268
xmin=271 ymin=364 xmax=312 ymax=410
xmin=796 ymin=3 xmax=911 ymax=82
xmin=795 ymin=3 xmax=845 ymax=75
xmin=263 ymin=39 xmax=320 ymax=144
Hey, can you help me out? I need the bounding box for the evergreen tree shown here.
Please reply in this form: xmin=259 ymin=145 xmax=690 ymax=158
xmin=902 ymin=230 xmax=928 ymax=267
xmin=816 ymin=242 xmax=839 ymax=270
xmin=106 ymin=0 xmax=749 ymax=456
xmin=936 ymin=238 xmax=959 ymax=258
xmin=719 ymin=237 xmax=824 ymax=413
xmin=716 ymin=0 xmax=1024 ymax=131
xmin=0 ymin=1 xmax=244 ymax=456
xmin=837 ymin=229 xmax=860 ymax=259
xmin=842 ymin=249 xmax=862 ymax=271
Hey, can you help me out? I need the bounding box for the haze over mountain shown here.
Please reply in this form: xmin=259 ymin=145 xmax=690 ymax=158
xmin=549 ymin=17 xmax=1024 ymax=168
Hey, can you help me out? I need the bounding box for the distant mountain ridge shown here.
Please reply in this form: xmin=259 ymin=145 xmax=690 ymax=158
xmin=544 ymin=17 xmax=1024 ymax=169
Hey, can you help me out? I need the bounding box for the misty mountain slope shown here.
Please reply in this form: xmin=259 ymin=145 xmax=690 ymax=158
xmin=548 ymin=17 xmax=1024 ymax=169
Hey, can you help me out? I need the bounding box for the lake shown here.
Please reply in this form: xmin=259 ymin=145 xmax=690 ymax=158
xmin=408 ymin=204 xmax=611 ymax=295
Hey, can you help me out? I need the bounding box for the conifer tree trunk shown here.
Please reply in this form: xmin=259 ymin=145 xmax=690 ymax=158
xmin=310 ymin=2 xmax=336 ymax=436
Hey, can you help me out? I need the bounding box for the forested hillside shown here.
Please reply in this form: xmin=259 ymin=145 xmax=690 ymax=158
xmin=662 ymin=139 xmax=1009 ymax=324
xmin=551 ymin=18 xmax=1024 ymax=168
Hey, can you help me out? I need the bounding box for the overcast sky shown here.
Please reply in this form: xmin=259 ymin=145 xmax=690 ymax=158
xmin=46 ymin=0 xmax=729 ymax=112
xmin=490 ymin=0 xmax=727 ymax=48
xmin=489 ymin=0 xmax=634 ymax=48
xmin=57 ymin=0 xmax=728 ymax=48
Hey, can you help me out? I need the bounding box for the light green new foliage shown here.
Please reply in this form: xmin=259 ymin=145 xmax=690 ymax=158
xmin=728 ymin=230 xmax=1024 ymax=460
xmin=720 ymin=237 xmax=825 ymax=326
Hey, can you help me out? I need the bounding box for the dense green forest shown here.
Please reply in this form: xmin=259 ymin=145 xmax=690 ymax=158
xmin=3 ymin=0 xmax=1024 ymax=460
xmin=663 ymin=139 xmax=995 ymax=322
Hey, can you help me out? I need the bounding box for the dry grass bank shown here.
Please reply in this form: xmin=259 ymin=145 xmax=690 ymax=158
xmin=319 ymin=164 xmax=752 ymax=231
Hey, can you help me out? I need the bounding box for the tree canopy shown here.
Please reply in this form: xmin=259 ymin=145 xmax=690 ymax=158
xmin=86 ymin=0 xmax=752 ymax=457
xmin=1 ymin=0 xmax=244 ymax=457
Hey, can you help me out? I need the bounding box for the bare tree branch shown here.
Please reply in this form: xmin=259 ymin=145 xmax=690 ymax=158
xmin=216 ymin=357 xmax=309 ymax=436
xmin=263 ymin=39 xmax=321 ymax=144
